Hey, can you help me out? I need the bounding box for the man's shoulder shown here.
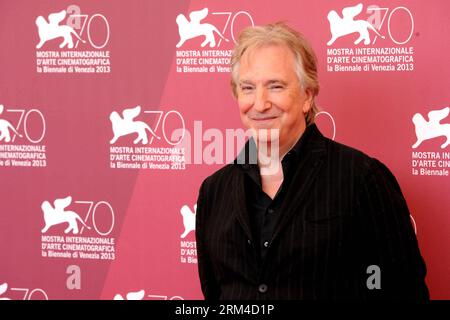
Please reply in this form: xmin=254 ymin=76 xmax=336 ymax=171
xmin=324 ymin=137 xmax=378 ymax=172
xmin=324 ymin=137 xmax=398 ymax=182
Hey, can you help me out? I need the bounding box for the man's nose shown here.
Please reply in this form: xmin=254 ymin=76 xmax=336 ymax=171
xmin=253 ymin=88 xmax=271 ymax=112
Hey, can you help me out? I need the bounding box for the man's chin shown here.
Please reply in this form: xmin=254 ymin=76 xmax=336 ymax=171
xmin=250 ymin=128 xmax=280 ymax=144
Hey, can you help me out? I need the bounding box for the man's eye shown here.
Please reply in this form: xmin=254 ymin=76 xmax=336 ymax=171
xmin=270 ymin=85 xmax=284 ymax=90
xmin=240 ymin=86 xmax=254 ymax=91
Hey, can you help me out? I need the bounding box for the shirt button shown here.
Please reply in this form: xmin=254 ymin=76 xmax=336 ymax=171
xmin=258 ymin=284 xmax=268 ymax=293
xmin=263 ymin=241 xmax=270 ymax=248
xmin=267 ymin=208 xmax=275 ymax=214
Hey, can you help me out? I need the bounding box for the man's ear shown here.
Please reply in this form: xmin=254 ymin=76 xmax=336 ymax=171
xmin=302 ymin=88 xmax=313 ymax=114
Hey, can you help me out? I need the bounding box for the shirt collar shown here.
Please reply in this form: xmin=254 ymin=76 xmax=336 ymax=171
xmin=235 ymin=123 xmax=320 ymax=169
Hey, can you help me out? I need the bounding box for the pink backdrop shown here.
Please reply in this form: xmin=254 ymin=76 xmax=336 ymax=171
xmin=0 ymin=0 xmax=449 ymax=300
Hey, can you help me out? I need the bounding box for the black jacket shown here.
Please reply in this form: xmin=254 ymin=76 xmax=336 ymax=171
xmin=195 ymin=124 xmax=429 ymax=300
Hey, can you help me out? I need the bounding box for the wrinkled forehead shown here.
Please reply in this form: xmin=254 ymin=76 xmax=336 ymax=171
xmin=238 ymin=43 xmax=298 ymax=80
xmin=240 ymin=42 xmax=296 ymax=64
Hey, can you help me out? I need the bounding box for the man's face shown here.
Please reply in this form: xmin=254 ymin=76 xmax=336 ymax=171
xmin=237 ymin=44 xmax=312 ymax=148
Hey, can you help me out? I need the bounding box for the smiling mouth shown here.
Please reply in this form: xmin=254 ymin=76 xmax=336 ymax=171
xmin=250 ymin=116 xmax=278 ymax=121
xmin=249 ymin=116 xmax=278 ymax=128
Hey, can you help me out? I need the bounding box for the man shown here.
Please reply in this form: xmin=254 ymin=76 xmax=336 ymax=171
xmin=195 ymin=22 xmax=429 ymax=300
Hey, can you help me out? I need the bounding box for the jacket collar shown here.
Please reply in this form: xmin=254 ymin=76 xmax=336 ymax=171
xmin=231 ymin=123 xmax=327 ymax=242
xmin=234 ymin=123 xmax=324 ymax=167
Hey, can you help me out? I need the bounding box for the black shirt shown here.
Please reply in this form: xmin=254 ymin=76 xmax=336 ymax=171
xmin=241 ymin=124 xmax=315 ymax=262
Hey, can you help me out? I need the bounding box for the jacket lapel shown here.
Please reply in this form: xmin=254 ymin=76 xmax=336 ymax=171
xmin=271 ymin=127 xmax=327 ymax=242
xmin=230 ymin=125 xmax=327 ymax=244
xmin=231 ymin=170 xmax=254 ymax=242
xmin=232 ymin=140 xmax=257 ymax=242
